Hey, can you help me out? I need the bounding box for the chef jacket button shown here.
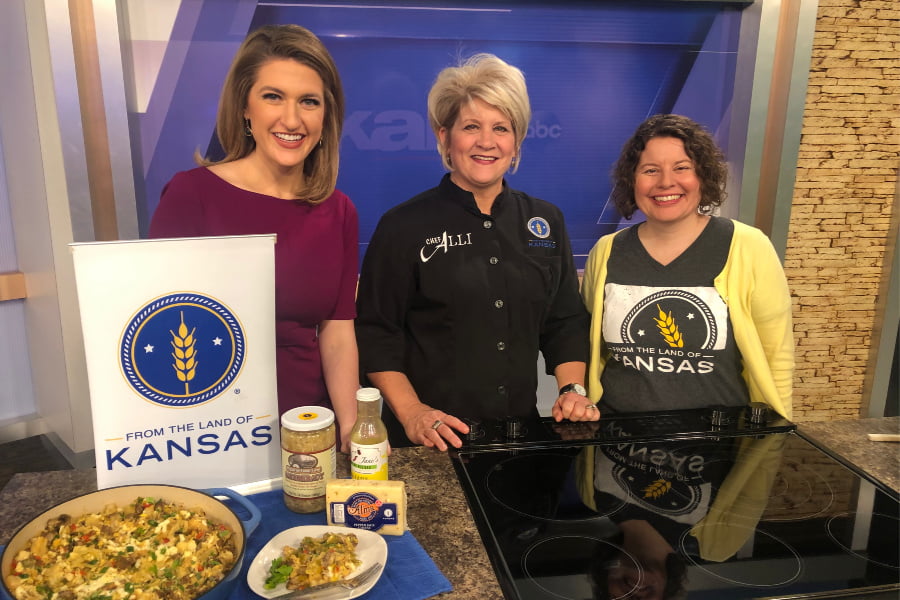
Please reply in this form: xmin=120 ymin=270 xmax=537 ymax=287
xmin=497 ymin=385 xmax=506 ymax=394
xmin=494 ymin=299 xmax=504 ymax=308
xmin=489 ymin=256 xmax=499 ymax=265
xmin=483 ymin=220 xmax=493 ymax=229
xmin=496 ymin=341 xmax=506 ymax=351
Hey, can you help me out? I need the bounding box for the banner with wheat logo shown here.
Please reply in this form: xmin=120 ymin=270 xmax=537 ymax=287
xmin=72 ymin=235 xmax=280 ymax=489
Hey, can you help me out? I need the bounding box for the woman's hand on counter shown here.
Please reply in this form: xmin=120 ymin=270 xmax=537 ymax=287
xmin=552 ymin=392 xmax=601 ymax=422
xmin=403 ymin=406 xmax=470 ymax=451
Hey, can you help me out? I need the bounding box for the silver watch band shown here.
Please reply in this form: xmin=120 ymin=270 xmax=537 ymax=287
xmin=559 ymin=382 xmax=587 ymax=397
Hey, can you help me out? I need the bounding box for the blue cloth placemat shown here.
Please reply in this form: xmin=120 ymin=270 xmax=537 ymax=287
xmin=229 ymin=489 xmax=452 ymax=600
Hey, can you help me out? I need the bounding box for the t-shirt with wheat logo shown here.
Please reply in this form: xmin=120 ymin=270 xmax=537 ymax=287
xmin=598 ymin=217 xmax=750 ymax=413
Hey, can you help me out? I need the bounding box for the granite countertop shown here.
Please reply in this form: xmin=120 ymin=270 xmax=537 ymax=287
xmin=798 ymin=416 xmax=900 ymax=494
xmin=0 ymin=447 xmax=503 ymax=600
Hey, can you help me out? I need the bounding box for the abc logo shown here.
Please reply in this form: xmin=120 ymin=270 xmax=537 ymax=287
xmin=527 ymin=113 xmax=562 ymax=140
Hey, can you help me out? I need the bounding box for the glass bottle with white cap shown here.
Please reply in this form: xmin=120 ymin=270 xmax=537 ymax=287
xmin=349 ymin=388 xmax=389 ymax=480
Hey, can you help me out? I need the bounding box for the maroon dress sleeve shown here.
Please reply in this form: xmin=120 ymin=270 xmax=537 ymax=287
xmin=148 ymin=170 xmax=207 ymax=238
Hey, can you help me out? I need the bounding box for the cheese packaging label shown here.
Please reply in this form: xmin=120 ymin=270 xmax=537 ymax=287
xmin=326 ymin=479 xmax=407 ymax=535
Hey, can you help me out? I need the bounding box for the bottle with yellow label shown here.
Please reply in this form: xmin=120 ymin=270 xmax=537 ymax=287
xmin=349 ymin=387 xmax=389 ymax=480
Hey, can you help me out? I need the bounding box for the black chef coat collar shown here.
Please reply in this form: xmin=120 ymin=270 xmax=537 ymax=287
xmin=439 ymin=173 xmax=510 ymax=217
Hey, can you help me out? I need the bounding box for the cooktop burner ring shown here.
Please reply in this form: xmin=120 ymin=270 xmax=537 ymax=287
xmin=759 ymin=458 xmax=836 ymax=521
xmin=678 ymin=524 xmax=803 ymax=588
xmin=826 ymin=511 xmax=900 ymax=570
xmin=521 ymin=534 xmax=642 ymax=600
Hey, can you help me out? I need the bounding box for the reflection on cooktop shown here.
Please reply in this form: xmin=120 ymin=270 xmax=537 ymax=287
xmin=487 ymin=450 xmax=605 ymax=521
xmin=451 ymin=411 xmax=899 ymax=600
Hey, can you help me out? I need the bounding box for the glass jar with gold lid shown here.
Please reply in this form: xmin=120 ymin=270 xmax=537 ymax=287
xmin=281 ymin=407 xmax=336 ymax=513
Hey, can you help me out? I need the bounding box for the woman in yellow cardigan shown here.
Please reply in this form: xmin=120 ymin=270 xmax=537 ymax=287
xmin=581 ymin=114 xmax=794 ymax=419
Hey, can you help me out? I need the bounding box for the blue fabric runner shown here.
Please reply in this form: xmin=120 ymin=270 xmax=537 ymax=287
xmin=1 ymin=489 xmax=452 ymax=600
xmin=226 ymin=489 xmax=451 ymax=599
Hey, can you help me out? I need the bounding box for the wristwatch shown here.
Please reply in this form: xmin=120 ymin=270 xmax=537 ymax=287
xmin=559 ymin=383 xmax=587 ymax=397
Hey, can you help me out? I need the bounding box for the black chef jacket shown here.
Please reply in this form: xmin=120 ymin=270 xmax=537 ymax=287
xmin=356 ymin=175 xmax=589 ymax=444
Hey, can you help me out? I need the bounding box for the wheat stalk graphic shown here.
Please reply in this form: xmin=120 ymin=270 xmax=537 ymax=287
xmin=170 ymin=311 xmax=198 ymax=394
xmin=654 ymin=304 xmax=684 ymax=348
xmin=643 ymin=479 xmax=672 ymax=499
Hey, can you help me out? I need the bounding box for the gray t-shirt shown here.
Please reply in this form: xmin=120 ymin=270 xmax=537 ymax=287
xmin=599 ymin=217 xmax=750 ymax=413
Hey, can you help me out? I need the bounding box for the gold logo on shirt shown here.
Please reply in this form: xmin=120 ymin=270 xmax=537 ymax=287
xmin=654 ymin=304 xmax=684 ymax=348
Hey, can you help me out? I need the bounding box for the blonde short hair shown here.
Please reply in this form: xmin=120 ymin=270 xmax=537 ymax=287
xmin=427 ymin=53 xmax=531 ymax=173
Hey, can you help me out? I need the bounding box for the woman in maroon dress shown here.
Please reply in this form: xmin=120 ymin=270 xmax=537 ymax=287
xmin=149 ymin=25 xmax=358 ymax=451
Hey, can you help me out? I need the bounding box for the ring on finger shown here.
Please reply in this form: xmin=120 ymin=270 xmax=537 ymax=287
xmin=431 ymin=419 xmax=443 ymax=430
xmin=585 ymin=404 xmax=598 ymax=411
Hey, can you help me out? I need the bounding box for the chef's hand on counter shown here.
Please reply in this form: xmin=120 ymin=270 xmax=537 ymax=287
xmin=403 ymin=405 xmax=470 ymax=451
xmin=552 ymin=391 xmax=601 ymax=423
xmin=365 ymin=370 xmax=469 ymax=452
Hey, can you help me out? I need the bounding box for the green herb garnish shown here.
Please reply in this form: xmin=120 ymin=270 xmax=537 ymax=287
xmin=264 ymin=557 xmax=294 ymax=590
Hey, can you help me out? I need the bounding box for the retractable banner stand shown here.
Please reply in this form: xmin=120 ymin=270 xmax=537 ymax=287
xmin=71 ymin=235 xmax=280 ymax=489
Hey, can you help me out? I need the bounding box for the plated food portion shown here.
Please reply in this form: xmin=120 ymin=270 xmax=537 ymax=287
xmin=247 ymin=526 xmax=387 ymax=599
xmin=264 ymin=531 xmax=360 ymax=591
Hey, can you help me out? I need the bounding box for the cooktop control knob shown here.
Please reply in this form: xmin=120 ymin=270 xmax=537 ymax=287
xmin=505 ymin=416 xmax=524 ymax=439
xmin=748 ymin=402 xmax=769 ymax=425
xmin=464 ymin=418 xmax=484 ymax=441
xmin=708 ymin=405 xmax=729 ymax=428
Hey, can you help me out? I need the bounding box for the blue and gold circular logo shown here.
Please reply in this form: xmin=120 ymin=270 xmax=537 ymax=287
xmin=120 ymin=293 xmax=245 ymax=406
xmin=527 ymin=217 xmax=551 ymax=239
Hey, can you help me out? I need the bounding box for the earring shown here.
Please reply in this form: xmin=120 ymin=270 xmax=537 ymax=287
xmin=509 ymin=156 xmax=518 ymax=172
xmin=243 ymin=119 xmax=252 ymax=137
xmin=318 ymin=138 xmax=323 ymax=148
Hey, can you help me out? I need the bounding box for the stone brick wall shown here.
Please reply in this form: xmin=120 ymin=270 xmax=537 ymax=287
xmin=785 ymin=0 xmax=899 ymax=421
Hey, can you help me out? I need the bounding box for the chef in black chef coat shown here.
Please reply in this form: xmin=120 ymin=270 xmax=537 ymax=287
xmin=356 ymin=53 xmax=596 ymax=450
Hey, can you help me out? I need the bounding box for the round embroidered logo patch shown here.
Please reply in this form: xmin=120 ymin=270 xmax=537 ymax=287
xmin=527 ymin=217 xmax=551 ymax=239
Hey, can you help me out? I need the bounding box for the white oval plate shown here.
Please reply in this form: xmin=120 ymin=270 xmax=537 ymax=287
xmin=247 ymin=525 xmax=388 ymax=598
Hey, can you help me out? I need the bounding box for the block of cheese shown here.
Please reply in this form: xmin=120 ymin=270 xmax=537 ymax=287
xmin=326 ymin=479 xmax=407 ymax=536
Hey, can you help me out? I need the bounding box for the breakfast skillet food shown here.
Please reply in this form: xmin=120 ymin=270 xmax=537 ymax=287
xmin=4 ymin=496 xmax=237 ymax=600
xmin=264 ymin=531 xmax=362 ymax=591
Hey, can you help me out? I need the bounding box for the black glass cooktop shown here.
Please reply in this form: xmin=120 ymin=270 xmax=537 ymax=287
xmin=451 ymin=407 xmax=900 ymax=599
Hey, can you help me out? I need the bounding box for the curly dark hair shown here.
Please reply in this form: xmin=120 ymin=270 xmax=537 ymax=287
xmin=610 ymin=114 xmax=727 ymax=219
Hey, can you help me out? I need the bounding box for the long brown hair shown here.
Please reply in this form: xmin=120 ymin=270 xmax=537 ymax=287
xmin=200 ymin=24 xmax=345 ymax=204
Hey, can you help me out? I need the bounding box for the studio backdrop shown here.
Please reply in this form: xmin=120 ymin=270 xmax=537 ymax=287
xmin=130 ymin=0 xmax=749 ymax=268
